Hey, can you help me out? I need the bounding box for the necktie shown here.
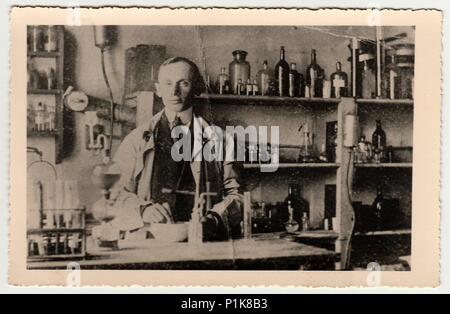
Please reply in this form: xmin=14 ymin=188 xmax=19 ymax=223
xmin=171 ymin=115 xmax=183 ymax=130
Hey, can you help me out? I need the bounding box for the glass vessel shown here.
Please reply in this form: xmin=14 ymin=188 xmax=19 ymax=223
xmin=229 ymin=50 xmax=251 ymax=95
xmin=274 ymin=46 xmax=290 ymax=97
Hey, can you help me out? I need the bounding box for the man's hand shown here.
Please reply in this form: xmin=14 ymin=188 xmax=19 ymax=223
xmin=142 ymin=202 xmax=173 ymax=224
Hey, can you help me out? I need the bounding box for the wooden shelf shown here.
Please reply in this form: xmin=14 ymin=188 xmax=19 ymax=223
xmin=28 ymin=253 xmax=85 ymax=262
xmin=27 ymin=89 xmax=61 ymax=95
xmin=27 ymin=130 xmax=58 ymax=137
xmin=295 ymin=230 xmax=339 ymax=239
xmin=354 ymin=229 xmax=412 ymax=236
xmin=28 ymin=228 xmax=85 ymax=234
xmin=356 ymin=98 xmax=414 ymax=106
xmin=354 ymin=163 xmax=412 ymax=168
xmin=28 ymin=51 xmax=61 ymax=58
xmin=244 ymin=163 xmax=340 ymax=169
xmin=196 ymin=94 xmax=341 ymax=107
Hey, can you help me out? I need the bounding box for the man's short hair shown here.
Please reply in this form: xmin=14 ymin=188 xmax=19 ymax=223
xmin=159 ymin=57 xmax=205 ymax=96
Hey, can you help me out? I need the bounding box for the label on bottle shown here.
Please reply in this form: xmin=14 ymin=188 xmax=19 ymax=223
xmin=333 ymin=78 xmax=345 ymax=98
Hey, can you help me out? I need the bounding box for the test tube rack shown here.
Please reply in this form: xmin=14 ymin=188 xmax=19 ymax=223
xmin=27 ymin=207 xmax=87 ymax=261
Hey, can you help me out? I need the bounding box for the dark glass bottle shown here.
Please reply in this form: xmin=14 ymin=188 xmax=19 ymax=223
xmin=330 ymin=61 xmax=348 ymax=98
xmin=288 ymin=63 xmax=301 ymax=97
xmin=306 ymin=49 xmax=324 ymax=97
xmin=372 ymin=186 xmax=385 ymax=230
xmin=274 ymin=46 xmax=290 ymax=97
xmin=372 ymin=120 xmax=387 ymax=163
xmin=372 ymin=120 xmax=387 ymax=151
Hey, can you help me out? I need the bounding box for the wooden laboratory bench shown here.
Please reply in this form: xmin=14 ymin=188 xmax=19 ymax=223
xmin=27 ymin=232 xmax=338 ymax=270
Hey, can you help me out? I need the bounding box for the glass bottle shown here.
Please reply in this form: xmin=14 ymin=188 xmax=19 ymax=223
xmin=37 ymin=26 xmax=47 ymax=52
xmin=387 ymin=55 xmax=398 ymax=100
xmin=288 ymin=63 xmax=300 ymax=97
xmin=216 ymin=67 xmax=230 ymax=95
xmin=372 ymin=120 xmax=387 ymax=162
xmin=246 ymin=78 xmax=253 ymax=96
xmin=284 ymin=185 xmax=299 ymax=233
xmin=319 ymin=143 xmax=328 ymax=162
xmin=274 ymin=46 xmax=290 ymax=97
xmin=252 ymin=79 xmax=259 ymax=96
xmin=236 ymin=79 xmax=244 ymax=96
xmin=47 ymin=103 xmax=56 ymax=131
xmin=45 ymin=26 xmax=58 ymax=52
xmin=229 ymin=50 xmax=250 ymax=95
xmin=47 ymin=68 xmax=56 ymax=90
xmin=301 ymin=212 xmax=310 ymax=232
xmin=306 ymin=49 xmax=324 ymax=98
xmin=298 ymin=123 xmax=315 ymax=163
xmin=257 ymin=60 xmax=272 ymax=96
xmin=361 ymin=60 xmax=376 ymax=99
xmin=372 ymin=186 xmax=384 ymax=230
xmin=330 ymin=61 xmax=348 ymax=98
xmin=34 ymin=102 xmax=45 ymax=132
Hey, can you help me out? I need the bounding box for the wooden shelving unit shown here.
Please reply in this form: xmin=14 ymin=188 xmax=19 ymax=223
xmin=204 ymin=92 xmax=413 ymax=269
xmin=27 ymin=25 xmax=65 ymax=164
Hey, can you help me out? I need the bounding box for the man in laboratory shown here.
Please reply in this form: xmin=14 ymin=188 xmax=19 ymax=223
xmin=93 ymin=57 xmax=243 ymax=243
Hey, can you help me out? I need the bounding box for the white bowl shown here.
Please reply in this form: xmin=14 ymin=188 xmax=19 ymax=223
xmin=149 ymin=222 xmax=189 ymax=242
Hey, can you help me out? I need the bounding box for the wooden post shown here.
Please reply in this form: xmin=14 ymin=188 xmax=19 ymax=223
xmin=335 ymin=97 xmax=357 ymax=270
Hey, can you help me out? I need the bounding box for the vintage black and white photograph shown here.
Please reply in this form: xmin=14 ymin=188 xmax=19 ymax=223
xmin=7 ymin=7 xmax=441 ymax=287
xmin=24 ymin=23 xmax=415 ymax=271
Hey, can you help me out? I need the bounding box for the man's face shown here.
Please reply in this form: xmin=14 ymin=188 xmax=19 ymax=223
xmin=156 ymin=61 xmax=196 ymax=112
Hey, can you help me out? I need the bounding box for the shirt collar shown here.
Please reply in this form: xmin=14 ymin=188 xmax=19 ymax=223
xmin=164 ymin=107 xmax=193 ymax=126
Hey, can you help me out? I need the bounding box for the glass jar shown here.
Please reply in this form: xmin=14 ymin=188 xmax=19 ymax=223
xmin=229 ymin=50 xmax=250 ymax=95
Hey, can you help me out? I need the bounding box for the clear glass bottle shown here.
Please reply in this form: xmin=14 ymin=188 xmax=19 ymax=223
xmin=330 ymin=61 xmax=348 ymax=98
xmin=361 ymin=60 xmax=376 ymax=99
xmin=229 ymin=50 xmax=250 ymax=95
xmin=288 ymin=63 xmax=300 ymax=97
xmin=257 ymin=60 xmax=272 ymax=96
xmin=306 ymin=49 xmax=324 ymax=97
xmin=246 ymin=78 xmax=253 ymax=96
xmin=298 ymin=123 xmax=315 ymax=163
xmin=216 ymin=67 xmax=230 ymax=95
xmin=301 ymin=212 xmax=310 ymax=232
xmin=236 ymin=79 xmax=244 ymax=96
xmin=34 ymin=102 xmax=45 ymax=132
xmin=252 ymin=79 xmax=259 ymax=96
xmin=319 ymin=143 xmax=328 ymax=162
xmin=45 ymin=26 xmax=58 ymax=52
xmin=284 ymin=186 xmax=299 ymax=233
xmin=274 ymin=46 xmax=290 ymax=97
xmin=387 ymin=55 xmax=398 ymax=100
